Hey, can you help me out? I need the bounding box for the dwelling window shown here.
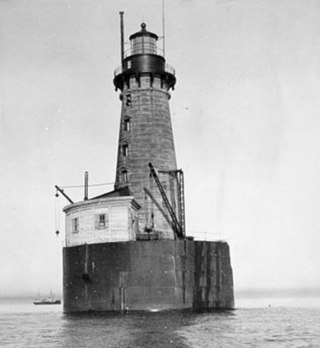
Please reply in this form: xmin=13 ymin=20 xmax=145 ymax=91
xmin=127 ymin=60 xmax=132 ymax=69
xmin=126 ymin=94 xmax=131 ymax=106
xmin=95 ymin=213 xmax=108 ymax=230
xmin=124 ymin=118 xmax=131 ymax=131
xmin=122 ymin=144 xmax=129 ymax=157
xmin=72 ymin=218 xmax=79 ymax=234
xmin=122 ymin=170 xmax=128 ymax=183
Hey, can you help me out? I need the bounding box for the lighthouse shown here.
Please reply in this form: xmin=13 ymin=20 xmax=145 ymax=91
xmin=113 ymin=18 xmax=183 ymax=240
xmin=61 ymin=15 xmax=234 ymax=313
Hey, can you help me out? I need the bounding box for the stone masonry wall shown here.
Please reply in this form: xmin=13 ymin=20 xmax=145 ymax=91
xmin=114 ymin=76 xmax=178 ymax=237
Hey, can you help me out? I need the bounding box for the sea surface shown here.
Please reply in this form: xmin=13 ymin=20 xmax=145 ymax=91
xmin=1 ymin=295 xmax=320 ymax=347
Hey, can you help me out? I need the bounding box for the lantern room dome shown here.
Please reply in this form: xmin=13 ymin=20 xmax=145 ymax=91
xmin=129 ymin=23 xmax=158 ymax=41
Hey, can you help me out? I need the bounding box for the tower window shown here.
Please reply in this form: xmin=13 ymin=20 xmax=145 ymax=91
xmin=121 ymin=170 xmax=128 ymax=183
xmin=72 ymin=218 xmax=79 ymax=234
xmin=95 ymin=213 xmax=108 ymax=230
xmin=122 ymin=144 xmax=129 ymax=157
xmin=124 ymin=118 xmax=131 ymax=131
xmin=126 ymin=94 xmax=131 ymax=106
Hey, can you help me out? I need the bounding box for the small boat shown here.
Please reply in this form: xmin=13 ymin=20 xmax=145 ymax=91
xmin=33 ymin=291 xmax=61 ymax=305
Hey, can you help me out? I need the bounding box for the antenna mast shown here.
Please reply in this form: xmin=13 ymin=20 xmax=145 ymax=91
xmin=162 ymin=0 xmax=165 ymax=57
xmin=119 ymin=11 xmax=125 ymax=68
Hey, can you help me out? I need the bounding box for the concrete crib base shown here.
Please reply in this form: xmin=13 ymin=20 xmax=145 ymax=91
xmin=63 ymin=240 xmax=234 ymax=313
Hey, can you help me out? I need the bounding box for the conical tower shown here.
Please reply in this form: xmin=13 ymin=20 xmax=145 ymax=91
xmin=113 ymin=19 xmax=182 ymax=239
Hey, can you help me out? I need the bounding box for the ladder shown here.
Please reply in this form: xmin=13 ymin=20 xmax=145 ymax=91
xmin=177 ymin=170 xmax=186 ymax=237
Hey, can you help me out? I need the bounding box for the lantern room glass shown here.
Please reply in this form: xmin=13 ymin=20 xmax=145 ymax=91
xmin=131 ymin=36 xmax=157 ymax=55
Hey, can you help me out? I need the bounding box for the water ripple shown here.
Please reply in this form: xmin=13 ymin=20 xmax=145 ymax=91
xmin=1 ymin=300 xmax=320 ymax=347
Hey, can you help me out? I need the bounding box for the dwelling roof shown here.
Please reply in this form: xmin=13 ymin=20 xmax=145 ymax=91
xmin=90 ymin=186 xmax=133 ymax=200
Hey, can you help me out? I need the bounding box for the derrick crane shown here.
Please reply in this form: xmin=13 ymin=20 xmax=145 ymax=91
xmin=148 ymin=162 xmax=184 ymax=239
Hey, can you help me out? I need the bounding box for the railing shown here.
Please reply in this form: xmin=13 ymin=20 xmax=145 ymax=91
xmin=165 ymin=63 xmax=175 ymax=76
xmin=114 ymin=66 xmax=123 ymax=77
xmin=114 ymin=63 xmax=175 ymax=78
xmin=188 ymin=231 xmax=227 ymax=242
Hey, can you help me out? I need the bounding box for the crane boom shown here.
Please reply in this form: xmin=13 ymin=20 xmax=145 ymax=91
xmin=55 ymin=185 xmax=74 ymax=204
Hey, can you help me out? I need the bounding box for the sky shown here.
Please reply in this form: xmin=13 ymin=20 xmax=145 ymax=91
xmin=1 ymin=0 xmax=320 ymax=297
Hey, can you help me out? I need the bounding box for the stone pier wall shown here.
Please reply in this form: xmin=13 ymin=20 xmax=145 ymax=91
xmin=63 ymin=240 xmax=234 ymax=313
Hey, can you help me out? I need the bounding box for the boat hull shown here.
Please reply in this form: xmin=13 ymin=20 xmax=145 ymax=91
xmin=63 ymin=240 xmax=234 ymax=313
xmin=33 ymin=301 xmax=61 ymax=305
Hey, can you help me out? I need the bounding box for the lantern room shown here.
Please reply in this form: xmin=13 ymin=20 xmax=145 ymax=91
xmin=130 ymin=23 xmax=158 ymax=55
xmin=113 ymin=22 xmax=176 ymax=91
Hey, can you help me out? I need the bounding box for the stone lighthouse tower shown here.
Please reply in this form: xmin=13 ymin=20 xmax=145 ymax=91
xmin=113 ymin=17 xmax=182 ymax=239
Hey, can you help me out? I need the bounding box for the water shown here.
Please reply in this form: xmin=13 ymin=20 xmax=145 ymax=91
xmin=1 ymin=297 xmax=320 ymax=347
